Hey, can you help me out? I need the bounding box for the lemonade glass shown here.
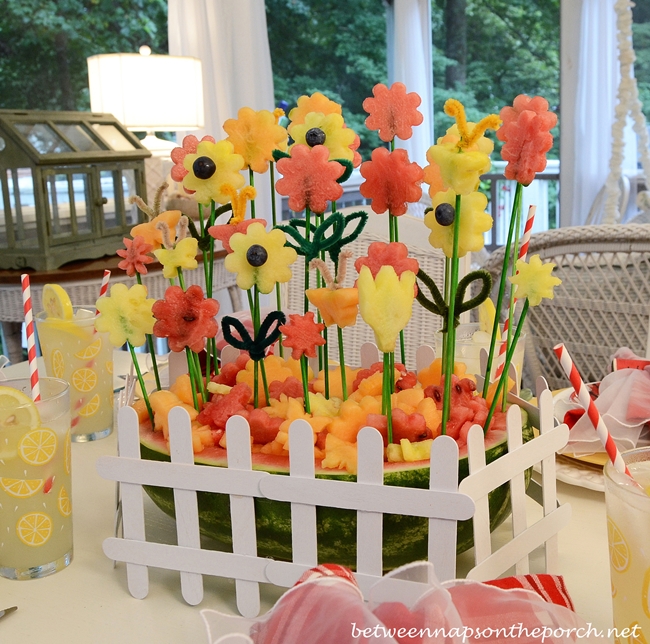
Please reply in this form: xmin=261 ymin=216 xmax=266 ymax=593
xmin=36 ymin=306 xmax=113 ymax=442
xmin=604 ymin=447 xmax=650 ymax=639
xmin=0 ymin=377 xmax=73 ymax=580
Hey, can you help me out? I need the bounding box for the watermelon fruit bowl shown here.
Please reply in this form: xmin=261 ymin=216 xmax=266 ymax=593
xmin=139 ymin=411 xmax=533 ymax=570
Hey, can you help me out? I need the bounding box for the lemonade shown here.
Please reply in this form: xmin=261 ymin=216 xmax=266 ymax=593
xmin=604 ymin=449 xmax=650 ymax=642
xmin=36 ymin=305 xmax=113 ymax=442
xmin=0 ymin=378 xmax=73 ymax=579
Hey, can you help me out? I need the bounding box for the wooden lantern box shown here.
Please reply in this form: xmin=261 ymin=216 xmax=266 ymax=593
xmin=0 ymin=109 xmax=149 ymax=270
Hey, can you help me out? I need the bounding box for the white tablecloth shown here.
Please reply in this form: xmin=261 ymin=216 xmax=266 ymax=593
xmin=0 ymin=355 xmax=613 ymax=643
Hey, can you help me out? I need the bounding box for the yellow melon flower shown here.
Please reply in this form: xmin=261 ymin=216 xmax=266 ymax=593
xmin=358 ymin=265 xmax=416 ymax=353
xmin=225 ymin=222 xmax=297 ymax=293
xmin=424 ymin=189 xmax=492 ymax=258
xmin=95 ymin=283 xmax=155 ymax=348
xmin=289 ymin=112 xmax=356 ymax=162
xmin=154 ymin=237 xmax=199 ymax=279
xmin=223 ymin=106 xmax=288 ymax=174
xmin=182 ymin=139 xmax=245 ymax=205
xmin=288 ymin=92 xmax=342 ymax=125
xmin=508 ymin=255 xmax=562 ymax=306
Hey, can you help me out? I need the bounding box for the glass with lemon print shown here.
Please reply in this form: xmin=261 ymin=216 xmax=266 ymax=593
xmin=36 ymin=285 xmax=113 ymax=442
xmin=604 ymin=447 xmax=650 ymax=642
xmin=0 ymin=378 xmax=73 ymax=580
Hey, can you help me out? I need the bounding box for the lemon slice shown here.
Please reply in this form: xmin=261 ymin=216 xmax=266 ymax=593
xmin=16 ymin=512 xmax=52 ymax=547
xmin=0 ymin=386 xmax=40 ymax=431
xmin=57 ymin=485 xmax=72 ymax=517
xmin=19 ymin=427 xmax=57 ymax=466
xmin=478 ymin=297 xmax=500 ymax=340
xmin=0 ymin=477 xmax=44 ymax=498
xmin=608 ymin=517 xmax=630 ymax=573
xmin=74 ymin=337 xmax=102 ymax=361
xmin=42 ymin=283 xmax=73 ymax=320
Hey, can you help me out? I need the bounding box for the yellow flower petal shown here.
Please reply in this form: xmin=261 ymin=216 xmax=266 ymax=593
xmin=358 ymin=265 xmax=415 ymax=353
xmin=225 ymin=222 xmax=297 ymax=294
xmin=153 ymin=237 xmax=199 ymax=280
xmin=289 ymin=112 xmax=356 ymax=162
xmin=508 ymin=254 xmax=562 ymax=306
xmin=95 ymin=283 xmax=155 ymax=347
xmin=427 ymin=143 xmax=491 ymax=195
xmin=424 ymin=189 xmax=492 ymax=258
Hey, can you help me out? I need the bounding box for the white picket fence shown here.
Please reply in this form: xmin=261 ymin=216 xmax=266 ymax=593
xmin=97 ymin=353 xmax=570 ymax=618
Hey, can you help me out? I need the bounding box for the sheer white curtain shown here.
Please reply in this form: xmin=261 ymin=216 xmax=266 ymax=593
xmin=563 ymin=0 xmax=636 ymax=226
xmin=387 ymin=0 xmax=434 ymax=169
xmin=168 ymin=0 xmax=276 ymax=239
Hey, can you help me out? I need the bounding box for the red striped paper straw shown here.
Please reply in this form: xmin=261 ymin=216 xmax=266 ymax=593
xmin=21 ymin=274 xmax=40 ymax=401
xmin=495 ymin=205 xmax=537 ymax=378
xmin=96 ymin=269 xmax=111 ymax=314
xmin=553 ymin=343 xmax=633 ymax=479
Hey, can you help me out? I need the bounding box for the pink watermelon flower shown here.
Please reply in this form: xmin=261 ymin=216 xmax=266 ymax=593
xmin=152 ymin=285 xmax=220 ymax=353
xmin=208 ymin=218 xmax=268 ymax=254
xmin=170 ymin=134 xmax=216 ymax=183
xmin=279 ymin=312 xmax=326 ymax=360
xmin=275 ymin=144 xmax=345 ymax=213
xmin=116 ymin=235 xmax=154 ymax=277
xmin=359 ymin=147 xmax=424 ymax=216
xmin=497 ymin=95 xmax=557 ymax=186
xmin=363 ymin=82 xmax=424 ymax=142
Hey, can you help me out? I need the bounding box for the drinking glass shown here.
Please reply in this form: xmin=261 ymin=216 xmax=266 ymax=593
xmin=0 ymin=377 xmax=73 ymax=580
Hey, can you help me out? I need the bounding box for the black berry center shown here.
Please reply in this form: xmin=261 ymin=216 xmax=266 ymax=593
xmin=246 ymin=244 xmax=268 ymax=267
xmin=193 ymin=156 xmax=216 ymax=180
xmin=305 ymin=128 xmax=326 ymax=147
xmin=434 ymin=202 xmax=455 ymax=226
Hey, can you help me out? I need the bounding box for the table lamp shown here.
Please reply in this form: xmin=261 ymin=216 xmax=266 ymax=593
xmin=87 ymin=46 xmax=204 ymax=156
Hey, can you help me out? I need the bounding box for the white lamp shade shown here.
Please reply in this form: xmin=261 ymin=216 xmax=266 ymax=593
xmin=87 ymin=53 xmax=204 ymax=131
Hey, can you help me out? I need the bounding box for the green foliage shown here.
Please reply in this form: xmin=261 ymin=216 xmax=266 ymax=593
xmin=0 ymin=0 xmax=168 ymax=111
xmin=265 ymin=0 xmax=387 ymax=159
xmin=634 ymin=22 xmax=650 ymax=123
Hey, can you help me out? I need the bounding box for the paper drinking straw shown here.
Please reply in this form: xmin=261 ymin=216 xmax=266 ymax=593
xmin=96 ymin=269 xmax=111 ymax=314
xmin=495 ymin=206 xmax=536 ymax=379
xmin=553 ymin=343 xmax=634 ymax=479
xmin=20 ymin=274 xmax=40 ymax=401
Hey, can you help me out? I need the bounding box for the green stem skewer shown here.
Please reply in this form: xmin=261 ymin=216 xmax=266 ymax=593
xmin=337 ymin=326 xmax=347 ymax=401
xmin=192 ymin=349 xmax=208 ymax=403
xmin=301 ymin=355 xmax=311 ymax=413
xmin=482 ymin=182 xmax=523 ymax=398
xmin=383 ymin=351 xmax=393 ymax=443
xmin=484 ymin=299 xmax=530 ymax=433
xmin=441 ymin=195 xmax=462 ymax=435
xmin=249 ymin=169 xmax=256 ymax=219
xmin=246 ymin=289 xmax=259 ymax=408
xmin=135 ymin=273 xmax=161 ymax=390
xmin=270 ymin=161 xmax=277 ymax=226
xmin=184 ymin=347 xmax=201 ymax=411
xmin=304 ymin=206 xmax=311 ymax=313
xmin=254 ymin=287 xmax=270 ymax=406
xmin=128 ymin=341 xmax=154 ymax=426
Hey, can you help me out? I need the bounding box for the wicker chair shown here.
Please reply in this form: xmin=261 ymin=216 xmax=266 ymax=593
xmin=481 ymin=223 xmax=650 ymax=390
xmin=283 ymin=207 xmax=469 ymax=370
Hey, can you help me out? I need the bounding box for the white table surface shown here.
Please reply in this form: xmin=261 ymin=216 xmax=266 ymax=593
xmin=0 ymin=355 xmax=613 ymax=643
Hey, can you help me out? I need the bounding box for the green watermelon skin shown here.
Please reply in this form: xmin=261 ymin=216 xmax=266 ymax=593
xmin=140 ymin=415 xmax=533 ymax=570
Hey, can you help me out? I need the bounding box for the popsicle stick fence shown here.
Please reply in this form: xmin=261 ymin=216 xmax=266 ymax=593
xmin=97 ymin=351 xmax=570 ymax=618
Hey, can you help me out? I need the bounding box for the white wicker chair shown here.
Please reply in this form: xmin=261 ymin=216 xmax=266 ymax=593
xmin=283 ymin=207 xmax=468 ymax=370
xmin=481 ymin=223 xmax=650 ymax=390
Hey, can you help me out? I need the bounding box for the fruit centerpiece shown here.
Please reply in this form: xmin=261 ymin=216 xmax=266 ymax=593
xmin=94 ymin=87 xmax=560 ymax=568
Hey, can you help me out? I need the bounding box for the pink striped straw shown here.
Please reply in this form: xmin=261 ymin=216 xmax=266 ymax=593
xmin=495 ymin=205 xmax=536 ymax=379
xmin=96 ymin=269 xmax=111 ymax=314
xmin=21 ymin=274 xmax=40 ymax=401
xmin=553 ymin=343 xmax=634 ymax=480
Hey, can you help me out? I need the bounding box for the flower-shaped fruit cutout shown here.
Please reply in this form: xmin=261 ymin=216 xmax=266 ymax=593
xmin=209 ymin=218 xmax=267 ymax=254
xmin=289 ymin=112 xmax=356 ymax=163
xmin=358 ymin=264 xmax=416 ymax=353
xmin=152 ymin=285 xmax=219 ymax=353
xmin=225 ymin=222 xmax=297 ymax=293
xmin=306 ymin=252 xmax=359 ymax=328
xmin=280 ymin=312 xmax=326 ymax=360
xmin=116 ymin=235 xmax=154 ymax=277
xmin=497 ymin=95 xmax=557 ymax=186
xmin=154 ymin=236 xmax=199 ymax=280
xmin=508 ymin=254 xmax=561 ymax=306
xmin=95 ymin=283 xmax=155 ymax=348
xmin=131 ymin=210 xmax=182 ymax=251
xmin=223 ymin=107 xmax=288 ymax=173
xmin=288 ymin=92 xmax=342 ymax=125
xmin=171 ymin=134 xmax=216 ymax=182
xmin=354 ymin=241 xmax=419 ymax=281
xmin=359 ymin=147 xmax=423 ymax=216
xmin=363 ymin=82 xmax=424 ymax=142
xmin=182 ymin=139 xmax=245 ymax=205
xmin=424 ymin=189 xmax=492 ymax=258
xmin=426 ymin=99 xmax=500 ymax=196
xmin=275 ymin=144 xmax=344 ymax=213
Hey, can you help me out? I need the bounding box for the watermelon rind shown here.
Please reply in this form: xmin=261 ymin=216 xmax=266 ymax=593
xmin=140 ymin=413 xmax=533 ymax=570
